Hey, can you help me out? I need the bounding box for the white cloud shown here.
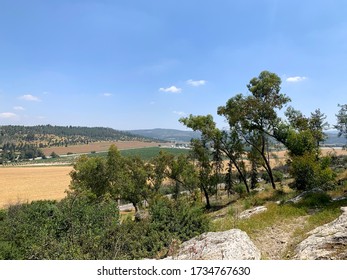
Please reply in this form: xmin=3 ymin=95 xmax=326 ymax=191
xmin=13 ymin=106 xmax=25 ymax=111
xmin=186 ymin=79 xmax=207 ymax=87
xmin=0 ymin=112 xmax=17 ymax=119
xmin=159 ymin=86 xmax=182 ymax=93
xmin=19 ymin=94 xmax=41 ymax=101
xmin=286 ymin=76 xmax=307 ymax=83
xmin=102 ymin=93 xmax=112 ymax=97
xmin=173 ymin=111 xmax=186 ymax=116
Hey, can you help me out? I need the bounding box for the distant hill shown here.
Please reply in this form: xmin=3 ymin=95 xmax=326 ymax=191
xmin=0 ymin=125 xmax=157 ymax=147
xmin=323 ymin=131 xmax=346 ymax=147
xmin=129 ymin=128 xmax=201 ymax=142
xmin=129 ymin=129 xmax=347 ymax=146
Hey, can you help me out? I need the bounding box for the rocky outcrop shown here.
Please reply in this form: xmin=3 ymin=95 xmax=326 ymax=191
xmin=294 ymin=207 xmax=347 ymax=260
xmin=239 ymin=206 xmax=267 ymax=219
xmin=285 ymin=188 xmax=325 ymax=204
xmin=165 ymin=229 xmax=261 ymax=260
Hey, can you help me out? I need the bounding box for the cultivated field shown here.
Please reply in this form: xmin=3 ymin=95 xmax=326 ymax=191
xmin=1 ymin=147 xmax=346 ymax=209
xmin=41 ymin=140 xmax=162 ymax=156
xmin=0 ymin=166 xmax=72 ymax=208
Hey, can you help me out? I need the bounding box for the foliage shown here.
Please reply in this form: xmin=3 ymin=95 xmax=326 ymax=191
xmin=119 ymin=156 xmax=152 ymax=211
xmin=261 ymin=170 xmax=284 ymax=183
xmin=69 ymin=155 xmax=110 ymax=198
xmin=0 ymin=195 xmax=120 ymax=259
xmin=289 ymin=153 xmax=336 ymax=191
xmin=296 ymin=192 xmax=332 ymax=208
xmin=334 ymin=104 xmax=347 ymax=148
xmin=218 ymin=71 xmax=291 ymax=190
xmin=149 ymin=196 xmax=210 ymax=243
xmin=0 ymin=192 xmax=210 ymax=260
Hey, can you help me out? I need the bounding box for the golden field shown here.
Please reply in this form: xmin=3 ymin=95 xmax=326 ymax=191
xmin=0 ymin=148 xmax=346 ymax=209
xmin=0 ymin=166 xmax=72 ymax=208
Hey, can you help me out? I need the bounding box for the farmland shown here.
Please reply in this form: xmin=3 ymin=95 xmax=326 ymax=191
xmin=1 ymin=147 xmax=346 ymax=209
xmin=0 ymin=146 xmax=189 ymax=208
xmin=41 ymin=140 xmax=163 ymax=156
xmin=0 ymin=166 xmax=72 ymax=208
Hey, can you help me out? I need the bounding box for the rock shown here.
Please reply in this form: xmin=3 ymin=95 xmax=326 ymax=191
xmin=294 ymin=207 xmax=347 ymax=260
xmin=285 ymin=188 xmax=325 ymax=204
xmin=165 ymin=229 xmax=261 ymax=260
xmin=238 ymin=206 xmax=267 ymax=219
xmin=134 ymin=210 xmax=149 ymax=221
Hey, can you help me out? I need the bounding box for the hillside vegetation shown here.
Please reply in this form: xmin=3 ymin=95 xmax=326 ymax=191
xmin=0 ymin=71 xmax=346 ymax=260
xmin=0 ymin=125 xmax=158 ymax=163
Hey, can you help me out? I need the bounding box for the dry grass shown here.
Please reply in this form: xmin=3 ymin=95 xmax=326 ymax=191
xmin=0 ymin=166 xmax=72 ymax=208
xmin=41 ymin=140 xmax=162 ymax=156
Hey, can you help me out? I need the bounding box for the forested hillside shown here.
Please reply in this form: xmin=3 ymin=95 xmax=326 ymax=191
xmin=0 ymin=125 xmax=156 ymax=163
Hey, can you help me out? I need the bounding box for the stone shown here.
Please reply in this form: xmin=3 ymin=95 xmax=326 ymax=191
xmin=285 ymin=188 xmax=325 ymax=204
xmin=238 ymin=206 xmax=267 ymax=219
xmin=165 ymin=229 xmax=261 ymax=260
xmin=294 ymin=207 xmax=347 ymax=260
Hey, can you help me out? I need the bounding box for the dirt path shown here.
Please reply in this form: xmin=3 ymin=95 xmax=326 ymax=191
xmin=251 ymin=216 xmax=308 ymax=259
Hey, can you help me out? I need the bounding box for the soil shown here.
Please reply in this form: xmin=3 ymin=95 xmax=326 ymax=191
xmin=251 ymin=216 xmax=309 ymax=259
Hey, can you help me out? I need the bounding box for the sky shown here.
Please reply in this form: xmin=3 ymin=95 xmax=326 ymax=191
xmin=0 ymin=0 xmax=346 ymax=130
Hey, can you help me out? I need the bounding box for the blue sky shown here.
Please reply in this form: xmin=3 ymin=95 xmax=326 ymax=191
xmin=0 ymin=0 xmax=346 ymax=130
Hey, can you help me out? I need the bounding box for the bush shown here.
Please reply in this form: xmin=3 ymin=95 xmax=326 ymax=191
xmin=0 ymin=195 xmax=120 ymax=260
xmin=234 ymin=183 xmax=247 ymax=196
xmin=297 ymin=192 xmax=332 ymax=208
xmin=149 ymin=196 xmax=210 ymax=243
xmin=50 ymin=151 xmax=59 ymax=158
xmin=290 ymin=153 xmax=336 ymax=191
xmin=273 ymin=170 xmax=284 ymax=182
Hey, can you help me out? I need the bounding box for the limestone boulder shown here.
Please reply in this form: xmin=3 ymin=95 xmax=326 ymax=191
xmin=294 ymin=207 xmax=347 ymax=259
xmin=165 ymin=229 xmax=261 ymax=260
xmin=238 ymin=206 xmax=267 ymax=219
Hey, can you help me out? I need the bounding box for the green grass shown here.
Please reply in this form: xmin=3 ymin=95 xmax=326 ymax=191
xmin=119 ymin=147 xmax=190 ymax=160
xmin=211 ymin=183 xmax=347 ymax=259
xmin=90 ymin=147 xmax=190 ymax=160
xmin=212 ymin=202 xmax=307 ymax=233
xmin=11 ymin=147 xmax=190 ymax=165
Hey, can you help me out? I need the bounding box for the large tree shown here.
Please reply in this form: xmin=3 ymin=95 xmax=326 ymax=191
xmin=218 ymin=71 xmax=291 ymax=189
xmin=180 ymin=114 xmax=250 ymax=195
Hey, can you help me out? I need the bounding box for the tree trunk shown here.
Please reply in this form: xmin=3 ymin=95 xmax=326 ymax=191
xmin=202 ymin=186 xmax=211 ymax=209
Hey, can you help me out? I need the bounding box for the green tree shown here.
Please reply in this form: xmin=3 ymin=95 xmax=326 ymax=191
xmin=289 ymin=152 xmax=335 ymax=191
xmin=309 ymin=108 xmax=329 ymax=148
xmin=218 ymin=71 xmax=290 ymax=190
xmin=280 ymin=108 xmax=335 ymax=191
xmin=335 ymin=104 xmax=347 ymax=149
xmin=119 ymin=156 xmax=151 ymax=212
xmin=69 ymin=155 xmax=109 ymax=198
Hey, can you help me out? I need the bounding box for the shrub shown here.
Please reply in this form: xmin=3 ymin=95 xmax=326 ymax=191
xmin=149 ymin=196 xmax=210 ymax=243
xmin=297 ymin=192 xmax=332 ymax=208
xmin=290 ymin=153 xmax=336 ymax=191
xmin=0 ymin=195 xmax=120 ymax=260
xmin=234 ymin=183 xmax=247 ymax=196
xmin=272 ymin=170 xmax=284 ymax=182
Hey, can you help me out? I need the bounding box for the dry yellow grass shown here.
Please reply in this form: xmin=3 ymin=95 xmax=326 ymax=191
xmin=1 ymin=147 xmax=346 ymax=209
xmin=0 ymin=166 xmax=72 ymax=208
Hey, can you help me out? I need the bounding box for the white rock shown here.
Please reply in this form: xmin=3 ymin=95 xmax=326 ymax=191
xmin=294 ymin=207 xmax=347 ymax=259
xmin=165 ymin=229 xmax=261 ymax=260
xmin=238 ymin=206 xmax=267 ymax=219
